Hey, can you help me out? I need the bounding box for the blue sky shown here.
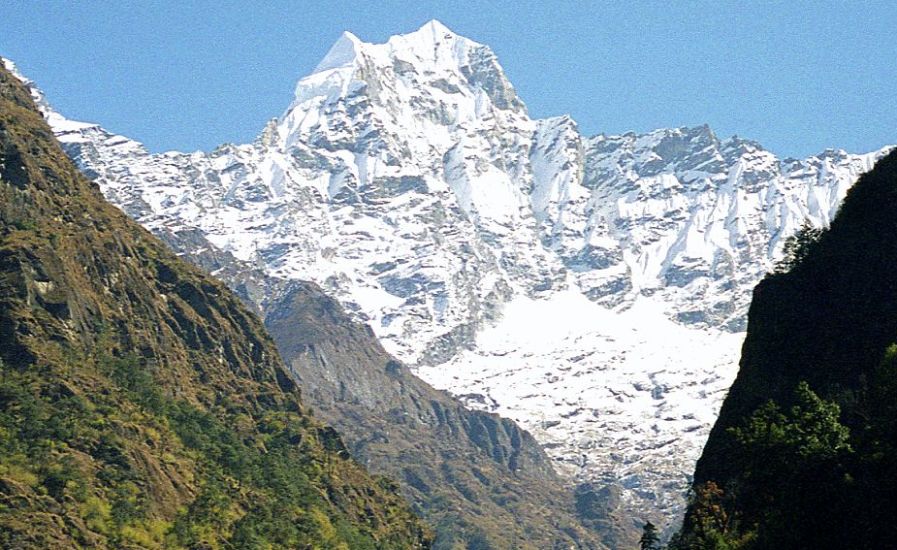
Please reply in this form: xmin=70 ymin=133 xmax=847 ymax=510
xmin=2 ymin=1 xmax=894 ymax=157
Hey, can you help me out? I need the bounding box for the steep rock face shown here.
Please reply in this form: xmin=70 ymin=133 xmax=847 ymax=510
xmin=0 ymin=63 xmax=430 ymax=548
xmin=6 ymin=20 xmax=891 ymax=522
xmin=696 ymin=148 xmax=897 ymax=478
xmin=682 ymin=149 xmax=897 ymax=548
xmin=265 ymin=281 xmax=617 ymax=549
xmin=50 ymin=171 xmax=619 ymax=546
xmin=139 ymin=226 xmax=630 ymax=547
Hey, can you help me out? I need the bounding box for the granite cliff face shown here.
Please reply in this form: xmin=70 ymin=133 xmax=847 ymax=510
xmin=6 ymin=20 xmax=890 ymax=521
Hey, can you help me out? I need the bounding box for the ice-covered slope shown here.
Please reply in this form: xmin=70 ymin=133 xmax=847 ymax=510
xmin=5 ymin=23 xmax=889 ymax=522
xmin=418 ymin=293 xmax=745 ymax=515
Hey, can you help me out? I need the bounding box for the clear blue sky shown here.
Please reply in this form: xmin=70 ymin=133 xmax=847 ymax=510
xmin=2 ymin=1 xmax=894 ymax=157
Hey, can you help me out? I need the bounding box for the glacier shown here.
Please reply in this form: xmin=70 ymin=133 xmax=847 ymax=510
xmin=4 ymin=21 xmax=890 ymax=523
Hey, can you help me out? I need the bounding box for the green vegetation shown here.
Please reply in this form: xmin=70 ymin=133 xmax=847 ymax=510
xmin=773 ymin=220 xmax=823 ymax=274
xmin=0 ymin=63 xmax=430 ymax=548
xmin=0 ymin=351 xmax=422 ymax=548
xmin=670 ymin=366 xmax=897 ymax=548
xmin=674 ymin=150 xmax=897 ymax=549
xmin=670 ymin=382 xmax=853 ymax=549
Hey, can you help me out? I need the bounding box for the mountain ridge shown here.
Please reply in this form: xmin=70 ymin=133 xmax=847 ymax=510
xmin=3 ymin=53 xmax=626 ymax=548
xmin=0 ymin=60 xmax=430 ymax=549
xmin=678 ymin=148 xmax=897 ymax=549
xmin=265 ymin=280 xmax=620 ymax=548
xmin=4 ymin=21 xmax=891 ymax=523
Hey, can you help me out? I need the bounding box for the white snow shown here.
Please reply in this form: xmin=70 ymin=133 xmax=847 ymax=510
xmin=418 ymin=292 xmax=743 ymax=511
xmin=7 ymin=22 xmax=892 ymax=524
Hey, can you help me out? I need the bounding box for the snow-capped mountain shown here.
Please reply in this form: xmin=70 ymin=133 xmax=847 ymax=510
xmin=4 ymin=21 xmax=889 ymax=522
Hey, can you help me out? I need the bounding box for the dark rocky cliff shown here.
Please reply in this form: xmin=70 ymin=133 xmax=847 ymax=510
xmin=680 ymin=149 xmax=897 ymax=549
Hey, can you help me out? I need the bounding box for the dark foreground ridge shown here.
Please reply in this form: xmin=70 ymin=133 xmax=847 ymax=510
xmin=675 ymin=149 xmax=897 ymax=549
xmin=0 ymin=63 xmax=431 ymax=548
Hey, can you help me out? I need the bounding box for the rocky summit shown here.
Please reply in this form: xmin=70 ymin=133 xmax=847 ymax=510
xmin=5 ymin=20 xmax=891 ymax=522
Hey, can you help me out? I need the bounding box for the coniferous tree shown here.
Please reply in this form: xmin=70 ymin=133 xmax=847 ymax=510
xmin=639 ymin=521 xmax=660 ymax=550
xmin=775 ymin=220 xmax=824 ymax=273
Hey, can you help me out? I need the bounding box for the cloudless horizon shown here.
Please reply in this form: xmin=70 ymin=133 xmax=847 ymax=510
xmin=2 ymin=1 xmax=894 ymax=157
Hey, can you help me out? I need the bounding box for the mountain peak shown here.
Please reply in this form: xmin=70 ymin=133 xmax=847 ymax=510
xmin=289 ymin=21 xmax=521 ymax=118
xmin=386 ymin=19 xmax=481 ymax=58
xmin=313 ymin=30 xmax=364 ymax=73
xmin=422 ymin=18 xmax=452 ymax=33
xmin=408 ymin=19 xmax=459 ymax=42
xmin=311 ymin=21 xmax=474 ymax=77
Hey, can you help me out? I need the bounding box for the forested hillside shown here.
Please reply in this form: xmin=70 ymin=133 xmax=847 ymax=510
xmin=674 ymin=149 xmax=897 ymax=549
xmin=0 ymin=63 xmax=430 ymax=549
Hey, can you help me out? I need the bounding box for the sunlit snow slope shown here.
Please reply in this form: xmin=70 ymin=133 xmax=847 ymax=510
xmin=5 ymin=22 xmax=890 ymax=521
xmin=418 ymin=294 xmax=744 ymax=514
